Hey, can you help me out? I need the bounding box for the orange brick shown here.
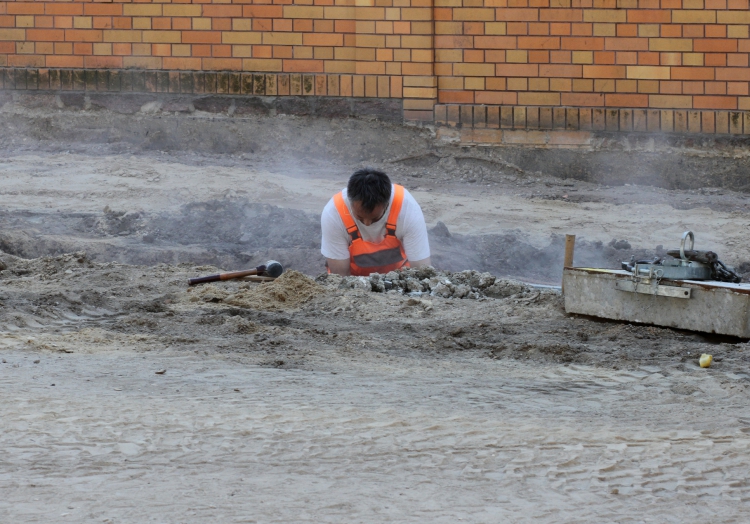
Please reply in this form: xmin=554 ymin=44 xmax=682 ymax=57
xmin=671 ymin=67 xmax=715 ymax=80
xmin=47 ymin=55 xmax=84 ymax=68
xmin=113 ymin=43 xmax=131 ymax=55
xmin=202 ymin=5 xmax=243 ymax=18
xmin=727 ymin=82 xmax=749 ymax=95
xmin=540 ymin=64 xmax=582 ymax=76
xmin=9 ymin=2 xmax=45 ymax=15
xmin=508 ymin=22 xmax=530 ymax=35
xmin=716 ymin=67 xmax=750 ymax=81
xmin=176 ymin=20 xmax=195 ymax=32
xmin=84 ymin=55 xmax=123 ymax=69
xmin=605 ymin=93 xmax=648 ymax=106
xmin=284 ymin=59 xmax=324 ymax=73
xmin=202 ymin=58 xmax=241 ymax=70
xmin=464 ymin=49 xmax=486 ymax=62
xmin=434 ymin=8 xmax=454 ymax=22
xmin=84 ymin=5 xmax=123 ymax=17
xmin=561 ymin=36 xmax=604 ymax=49
xmin=638 ymin=51 xmax=661 ymax=65
xmin=694 ymin=95 xmax=737 ymax=109
xmin=605 ymin=37 xmax=648 ymax=51
xmin=529 ymin=50 xmax=551 ymax=62
xmin=661 ymin=25 xmax=682 ymax=38
xmin=705 ymin=82 xmax=727 ymax=95
xmin=453 ymin=8 xmax=496 ymax=21
xmin=439 ymin=90 xmax=474 ymax=103
xmin=583 ymin=64 xmax=625 ymax=77
xmin=183 ymin=31 xmax=222 ymax=45
xmin=705 ymin=25 xmax=727 ymax=39
xmin=617 ymin=24 xmax=638 ymax=38
xmin=571 ymin=22 xmax=593 ymax=36
xmin=27 ymin=29 xmax=65 ymax=42
xmin=550 ymin=23 xmax=572 ymax=35
xmin=473 ymin=36 xmax=516 ymax=49
xmin=660 ymin=52 xmax=682 ymax=66
xmin=495 ymin=9 xmax=540 ymax=21
xmin=496 ymin=63 xmax=539 ymax=76
xmin=65 ymin=30 xmax=103 ymax=43
xmin=694 ymin=39 xmax=737 ymax=52
xmin=93 ymin=18 xmax=113 ymax=31
xmin=615 ymin=51 xmax=638 ymax=64
xmin=304 ymin=34 xmax=344 ymax=46
xmin=682 ymin=25 xmax=705 ymax=39
xmin=518 ymin=36 xmax=561 ymax=49
xmin=112 ymin=18 xmax=131 ymax=31
xmin=475 ymin=91 xmax=518 ymax=104
xmin=73 ymin=42 xmax=94 ymax=55
xmin=727 ymin=53 xmax=749 ymax=67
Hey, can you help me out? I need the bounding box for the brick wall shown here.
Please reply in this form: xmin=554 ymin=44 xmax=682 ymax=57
xmin=436 ymin=0 xmax=750 ymax=112
xmin=0 ymin=0 xmax=437 ymax=120
xmin=2 ymin=0 xmax=750 ymax=134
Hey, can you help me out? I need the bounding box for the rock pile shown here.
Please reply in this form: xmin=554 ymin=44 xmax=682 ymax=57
xmin=316 ymin=267 xmax=535 ymax=300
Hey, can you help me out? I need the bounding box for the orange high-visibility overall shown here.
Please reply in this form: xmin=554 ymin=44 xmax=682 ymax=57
xmin=332 ymin=184 xmax=410 ymax=276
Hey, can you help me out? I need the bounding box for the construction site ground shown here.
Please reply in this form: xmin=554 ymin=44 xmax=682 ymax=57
xmin=1 ymin=104 xmax=750 ymax=523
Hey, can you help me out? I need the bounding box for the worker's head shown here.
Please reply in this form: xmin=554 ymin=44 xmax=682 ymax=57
xmin=347 ymin=168 xmax=391 ymax=226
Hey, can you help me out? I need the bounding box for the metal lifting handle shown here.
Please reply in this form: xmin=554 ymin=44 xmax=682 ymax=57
xmin=680 ymin=231 xmax=694 ymax=261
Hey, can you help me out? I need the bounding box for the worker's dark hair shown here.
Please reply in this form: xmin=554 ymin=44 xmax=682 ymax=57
xmin=347 ymin=168 xmax=392 ymax=212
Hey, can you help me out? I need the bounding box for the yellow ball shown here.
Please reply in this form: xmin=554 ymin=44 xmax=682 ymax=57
xmin=699 ymin=354 xmax=713 ymax=368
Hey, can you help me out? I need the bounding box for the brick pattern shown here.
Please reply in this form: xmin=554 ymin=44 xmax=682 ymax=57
xmin=435 ymin=103 xmax=750 ymax=134
xmin=436 ymin=0 xmax=750 ymax=112
xmin=0 ymin=0 xmax=436 ymax=119
xmin=0 ymin=66 xmax=403 ymax=98
xmin=2 ymin=0 xmax=750 ymax=127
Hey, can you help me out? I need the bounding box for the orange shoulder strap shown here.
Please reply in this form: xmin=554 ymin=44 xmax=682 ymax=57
xmin=333 ymin=191 xmax=361 ymax=242
xmin=385 ymin=184 xmax=405 ymax=237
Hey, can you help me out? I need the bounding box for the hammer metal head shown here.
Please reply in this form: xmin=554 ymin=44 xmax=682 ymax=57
xmin=264 ymin=260 xmax=284 ymax=278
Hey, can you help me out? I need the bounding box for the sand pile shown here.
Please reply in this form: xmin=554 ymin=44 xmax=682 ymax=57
xmin=189 ymin=270 xmax=325 ymax=311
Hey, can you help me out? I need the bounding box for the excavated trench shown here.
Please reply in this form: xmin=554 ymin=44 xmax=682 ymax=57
xmin=0 ymin=200 xmax=679 ymax=285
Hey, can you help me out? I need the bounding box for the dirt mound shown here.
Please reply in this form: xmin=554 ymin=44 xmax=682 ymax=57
xmin=188 ymin=270 xmax=325 ymax=311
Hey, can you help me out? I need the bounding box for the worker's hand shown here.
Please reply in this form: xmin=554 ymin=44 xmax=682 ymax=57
xmin=410 ymin=257 xmax=432 ymax=269
xmin=326 ymin=258 xmax=351 ymax=276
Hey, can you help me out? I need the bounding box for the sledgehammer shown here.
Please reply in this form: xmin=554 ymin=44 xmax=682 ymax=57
xmin=188 ymin=260 xmax=284 ymax=286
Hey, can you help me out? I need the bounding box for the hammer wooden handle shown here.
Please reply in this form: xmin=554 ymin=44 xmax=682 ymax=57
xmin=189 ymin=266 xmax=265 ymax=286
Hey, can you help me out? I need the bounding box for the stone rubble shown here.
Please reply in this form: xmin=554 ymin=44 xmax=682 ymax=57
xmin=316 ymin=267 xmax=537 ymax=300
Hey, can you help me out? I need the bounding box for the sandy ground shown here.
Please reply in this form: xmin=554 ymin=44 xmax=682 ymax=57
xmin=3 ymin=347 xmax=750 ymax=523
xmin=1 ymin=109 xmax=750 ymax=522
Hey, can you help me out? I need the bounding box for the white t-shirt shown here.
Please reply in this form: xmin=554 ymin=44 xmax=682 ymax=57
xmin=321 ymin=185 xmax=431 ymax=262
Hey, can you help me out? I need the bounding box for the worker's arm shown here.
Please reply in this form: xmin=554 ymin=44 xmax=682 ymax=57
xmin=326 ymin=258 xmax=351 ymax=276
xmin=410 ymin=257 xmax=431 ymax=269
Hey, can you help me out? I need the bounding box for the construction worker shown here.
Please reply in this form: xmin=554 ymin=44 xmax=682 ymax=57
xmin=321 ymin=168 xmax=431 ymax=276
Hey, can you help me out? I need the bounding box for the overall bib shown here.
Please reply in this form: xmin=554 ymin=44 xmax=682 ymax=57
xmin=332 ymin=184 xmax=410 ymax=276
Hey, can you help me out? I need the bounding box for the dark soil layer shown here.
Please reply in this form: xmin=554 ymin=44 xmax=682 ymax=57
xmin=0 ymin=200 xmax=701 ymax=285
